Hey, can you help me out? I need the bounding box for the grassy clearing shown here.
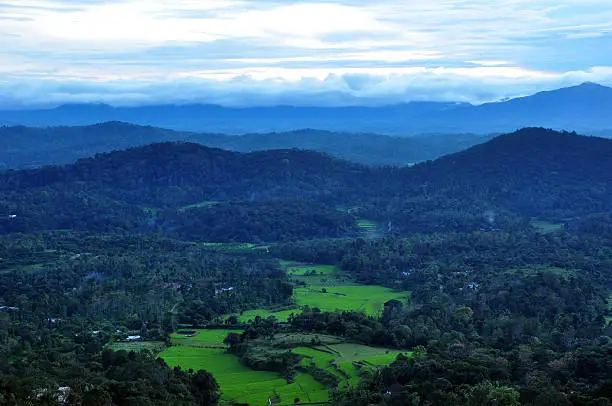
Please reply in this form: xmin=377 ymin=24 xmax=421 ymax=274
xmin=531 ymin=219 xmax=564 ymax=234
xmin=232 ymin=262 xmax=410 ymax=325
xmin=294 ymin=285 xmax=410 ymax=317
xmin=293 ymin=343 xmax=409 ymax=389
xmin=159 ymin=339 xmax=329 ymax=404
xmin=171 ymin=329 xmax=243 ymax=347
xmin=236 ymin=308 xmax=296 ymax=323
xmin=107 ymin=341 xmax=166 ymax=353
xmin=326 ymin=343 xmax=409 ymax=365
xmin=357 ymin=219 xmax=376 ymax=230
xmin=285 ymin=263 xmax=339 ymax=276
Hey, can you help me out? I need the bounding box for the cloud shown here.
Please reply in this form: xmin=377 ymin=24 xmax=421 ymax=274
xmin=1 ymin=66 xmax=611 ymax=108
xmin=0 ymin=0 xmax=611 ymax=106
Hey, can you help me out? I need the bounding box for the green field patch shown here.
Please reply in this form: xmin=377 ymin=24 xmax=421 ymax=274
xmin=293 ymin=343 xmax=408 ymax=389
xmin=337 ymin=362 xmax=361 ymax=387
xmin=285 ymin=263 xmax=339 ymax=276
xmin=357 ymin=219 xmax=376 ymax=230
xmin=324 ymin=343 xmax=408 ymax=365
xmin=171 ymin=329 xmax=243 ymax=347
xmin=235 ymin=308 xmax=297 ymax=323
xmin=293 ymin=347 xmax=337 ymax=370
xmin=294 ymin=285 xmax=410 ymax=317
xmin=107 ymin=341 xmax=166 ymax=354
xmin=531 ymin=219 xmax=564 ymax=234
xmin=159 ymin=344 xmax=329 ymax=404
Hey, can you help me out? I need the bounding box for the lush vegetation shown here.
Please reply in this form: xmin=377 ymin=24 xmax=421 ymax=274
xmin=2 ymin=128 xmax=612 ymax=405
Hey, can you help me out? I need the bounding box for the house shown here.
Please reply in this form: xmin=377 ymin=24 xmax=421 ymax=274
xmin=126 ymin=335 xmax=142 ymax=341
xmin=215 ymin=286 xmax=234 ymax=295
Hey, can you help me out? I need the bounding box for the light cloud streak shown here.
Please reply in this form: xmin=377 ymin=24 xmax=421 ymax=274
xmin=0 ymin=0 xmax=611 ymax=106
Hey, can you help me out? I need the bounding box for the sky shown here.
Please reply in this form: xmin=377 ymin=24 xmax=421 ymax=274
xmin=1 ymin=0 xmax=612 ymax=107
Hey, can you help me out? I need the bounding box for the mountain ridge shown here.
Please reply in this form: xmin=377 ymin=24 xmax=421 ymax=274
xmin=0 ymin=83 xmax=610 ymax=134
xmin=0 ymin=121 xmax=492 ymax=169
xmin=2 ymin=127 xmax=612 ymax=236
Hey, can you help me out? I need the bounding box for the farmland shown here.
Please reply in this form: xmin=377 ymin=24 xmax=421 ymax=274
xmin=159 ymin=330 xmax=330 ymax=405
xmin=159 ymin=260 xmax=413 ymax=404
xmin=159 ymin=329 xmax=410 ymax=405
xmin=294 ymin=343 xmax=409 ymax=389
xmin=171 ymin=329 xmax=243 ymax=347
xmin=231 ymin=261 xmax=410 ymax=322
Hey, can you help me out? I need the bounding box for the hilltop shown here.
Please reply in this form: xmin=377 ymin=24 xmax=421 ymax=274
xmin=1 ymin=127 xmax=612 ymax=238
xmin=0 ymin=122 xmax=491 ymax=169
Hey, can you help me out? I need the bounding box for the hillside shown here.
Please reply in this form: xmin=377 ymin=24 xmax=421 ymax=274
xmin=1 ymin=83 xmax=611 ymax=134
xmin=404 ymin=128 xmax=612 ymax=218
xmin=0 ymin=122 xmax=490 ymax=169
xmin=2 ymin=128 xmax=612 ymax=238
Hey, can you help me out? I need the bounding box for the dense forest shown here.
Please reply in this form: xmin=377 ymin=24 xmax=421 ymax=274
xmin=1 ymin=128 xmax=611 ymax=240
xmin=1 ymin=127 xmax=612 ymax=405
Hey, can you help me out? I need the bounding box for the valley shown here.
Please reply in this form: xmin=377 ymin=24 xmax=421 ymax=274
xmin=1 ymin=128 xmax=612 ymax=405
xmin=156 ymin=259 xmax=412 ymax=404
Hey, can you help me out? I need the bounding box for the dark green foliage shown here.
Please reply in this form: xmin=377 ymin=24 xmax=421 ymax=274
xmin=162 ymin=201 xmax=357 ymax=243
xmin=2 ymin=128 xmax=612 ymax=405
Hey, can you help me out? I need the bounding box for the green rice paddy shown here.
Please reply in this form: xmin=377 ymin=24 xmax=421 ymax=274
xmin=231 ymin=261 xmax=410 ymax=323
xmin=166 ymin=259 xmax=412 ymax=404
xmin=292 ymin=343 xmax=410 ymax=389
xmin=171 ymin=329 xmax=243 ymax=347
xmin=159 ymin=331 xmax=329 ymax=405
xmin=294 ymin=285 xmax=409 ymax=317
xmin=236 ymin=308 xmax=296 ymax=323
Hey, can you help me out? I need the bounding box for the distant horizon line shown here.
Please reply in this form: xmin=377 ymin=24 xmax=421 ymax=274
xmin=1 ymin=81 xmax=608 ymax=111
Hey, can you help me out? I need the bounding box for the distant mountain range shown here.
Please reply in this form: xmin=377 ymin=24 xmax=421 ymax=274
xmin=0 ymin=83 xmax=611 ymax=135
xmin=0 ymin=122 xmax=493 ymax=169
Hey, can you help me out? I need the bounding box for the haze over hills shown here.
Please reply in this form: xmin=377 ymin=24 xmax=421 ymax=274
xmin=0 ymin=122 xmax=492 ymax=169
xmin=0 ymin=83 xmax=611 ymax=135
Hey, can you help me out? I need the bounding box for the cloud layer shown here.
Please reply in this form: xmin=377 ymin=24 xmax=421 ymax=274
xmin=1 ymin=0 xmax=611 ymax=106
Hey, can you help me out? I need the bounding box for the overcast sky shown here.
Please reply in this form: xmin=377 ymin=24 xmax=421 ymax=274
xmin=1 ymin=0 xmax=611 ymax=107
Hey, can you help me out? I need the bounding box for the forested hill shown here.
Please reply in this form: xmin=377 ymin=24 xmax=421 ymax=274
xmin=1 ymin=128 xmax=612 ymax=239
xmin=0 ymin=122 xmax=490 ymax=169
xmin=0 ymin=142 xmax=376 ymax=204
xmin=405 ymin=128 xmax=612 ymax=217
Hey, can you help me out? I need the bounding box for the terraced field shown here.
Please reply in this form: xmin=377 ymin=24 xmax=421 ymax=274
xmin=159 ymin=330 xmax=329 ymax=405
xmin=292 ymin=343 xmax=410 ymax=389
